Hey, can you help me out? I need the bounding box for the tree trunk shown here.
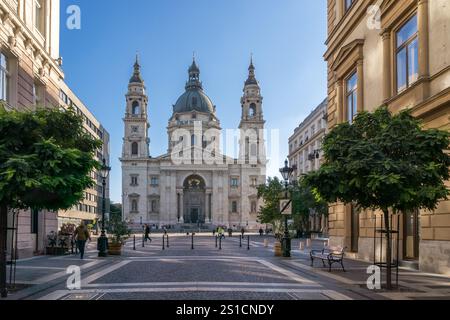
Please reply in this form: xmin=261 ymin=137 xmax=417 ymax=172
xmin=383 ymin=209 xmax=392 ymax=290
xmin=0 ymin=204 xmax=8 ymax=298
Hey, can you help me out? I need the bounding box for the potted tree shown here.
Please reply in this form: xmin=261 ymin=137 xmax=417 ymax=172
xmin=107 ymin=216 xmax=131 ymax=256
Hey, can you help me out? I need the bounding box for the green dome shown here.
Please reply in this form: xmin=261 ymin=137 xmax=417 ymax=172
xmin=173 ymin=88 xmax=214 ymax=114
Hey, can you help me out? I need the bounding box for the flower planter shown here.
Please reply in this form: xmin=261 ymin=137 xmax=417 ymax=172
xmin=108 ymin=242 xmax=123 ymax=255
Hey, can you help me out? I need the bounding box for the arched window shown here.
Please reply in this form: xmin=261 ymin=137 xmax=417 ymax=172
xmin=132 ymin=101 xmax=140 ymax=115
xmin=131 ymin=142 xmax=138 ymax=156
xmin=248 ymin=103 xmax=256 ymax=117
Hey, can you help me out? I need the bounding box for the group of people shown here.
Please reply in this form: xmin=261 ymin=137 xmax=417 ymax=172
xmin=213 ymin=227 xmax=247 ymax=239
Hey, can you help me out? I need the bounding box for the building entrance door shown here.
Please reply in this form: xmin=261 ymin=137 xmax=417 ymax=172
xmin=404 ymin=210 xmax=420 ymax=260
xmin=190 ymin=208 xmax=200 ymax=224
xmin=183 ymin=175 xmax=206 ymax=225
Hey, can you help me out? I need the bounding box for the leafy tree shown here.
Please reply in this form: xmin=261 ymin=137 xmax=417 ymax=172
xmin=257 ymin=177 xmax=328 ymax=238
xmin=291 ymin=180 xmax=328 ymax=236
xmin=304 ymin=106 xmax=450 ymax=289
xmin=257 ymin=177 xmax=285 ymax=234
xmin=110 ymin=202 xmax=123 ymax=220
xmin=106 ymin=214 xmax=131 ymax=245
xmin=0 ymin=104 xmax=102 ymax=297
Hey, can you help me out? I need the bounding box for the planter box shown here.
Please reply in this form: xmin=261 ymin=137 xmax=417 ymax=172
xmin=108 ymin=243 xmax=123 ymax=256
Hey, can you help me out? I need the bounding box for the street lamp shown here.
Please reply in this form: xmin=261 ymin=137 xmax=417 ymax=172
xmin=279 ymin=159 xmax=294 ymax=258
xmin=98 ymin=158 xmax=111 ymax=258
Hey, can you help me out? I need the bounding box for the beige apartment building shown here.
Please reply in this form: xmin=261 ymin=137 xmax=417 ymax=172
xmin=58 ymin=81 xmax=111 ymax=230
xmin=1 ymin=0 xmax=110 ymax=259
xmin=324 ymin=0 xmax=449 ymax=274
xmin=288 ymin=99 xmax=328 ymax=234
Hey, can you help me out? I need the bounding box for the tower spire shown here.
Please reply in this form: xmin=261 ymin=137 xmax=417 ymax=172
xmin=130 ymin=53 xmax=143 ymax=84
xmin=245 ymin=54 xmax=258 ymax=86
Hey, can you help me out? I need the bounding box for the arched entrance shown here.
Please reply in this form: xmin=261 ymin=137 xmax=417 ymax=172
xmin=183 ymin=175 xmax=206 ymax=225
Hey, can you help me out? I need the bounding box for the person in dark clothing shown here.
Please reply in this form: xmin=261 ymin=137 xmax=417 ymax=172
xmin=228 ymin=228 xmax=233 ymax=237
xmin=259 ymin=228 xmax=264 ymax=236
xmin=74 ymin=221 xmax=91 ymax=260
xmin=241 ymin=228 xmax=245 ymax=238
xmin=144 ymin=224 xmax=152 ymax=242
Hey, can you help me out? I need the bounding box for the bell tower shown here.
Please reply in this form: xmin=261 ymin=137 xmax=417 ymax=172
xmin=122 ymin=55 xmax=150 ymax=159
xmin=239 ymin=57 xmax=266 ymax=164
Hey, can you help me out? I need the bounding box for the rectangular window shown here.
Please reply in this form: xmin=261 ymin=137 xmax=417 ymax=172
xmin=35 ymin=0 xmax=45 ymax=34
xmin=345 ymin=0 xmax=354 ymax=11
xmin=131 ymin=176 xmax=138 ymax=186
xmin=232 ymin=201 xmax=238 ymax=213
xmin=151 ymin=177 xmax=159 ymax=186
xmin=396 ymin=15 xmax=418 ymax=93
xmin=231 ymin=178 xmax=239 ymax=188
xmin=251 ymin=201 xmax=257 ymax=213
xmin=346 ymin=72 xmax=358 ymax=124
xmin=0 ymin=53 xmax=9 ymax=102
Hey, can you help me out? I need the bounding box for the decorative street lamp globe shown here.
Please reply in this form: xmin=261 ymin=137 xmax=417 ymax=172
xmin=98 ymin=158 xmax=111 ymax=258
xmin=279 ymin=159 xmax=294 ymax=258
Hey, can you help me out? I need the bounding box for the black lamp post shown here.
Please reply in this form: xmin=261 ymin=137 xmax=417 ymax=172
xmin=98 ymin=158 xmax=111 ymax=258
xmin=279 ymin=159 xmax=294 ymax=258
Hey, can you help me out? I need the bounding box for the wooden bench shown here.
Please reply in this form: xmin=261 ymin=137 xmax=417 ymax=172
xmin=310 ymin=246 xmax=346 ymax=272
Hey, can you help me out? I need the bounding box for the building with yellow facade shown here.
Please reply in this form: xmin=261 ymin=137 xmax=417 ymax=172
xmin=324 ymin=0 xmax=449 ymax=274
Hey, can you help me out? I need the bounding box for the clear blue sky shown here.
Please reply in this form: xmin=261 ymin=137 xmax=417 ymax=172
xmin=60 ymin=0 xmax=328 ymax=203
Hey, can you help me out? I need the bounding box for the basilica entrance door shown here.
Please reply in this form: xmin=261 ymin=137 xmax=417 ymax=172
xmin=183 ymin=175 xmax=206 ymax=225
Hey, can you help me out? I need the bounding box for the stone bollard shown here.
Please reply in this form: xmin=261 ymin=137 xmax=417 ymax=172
xmin=299 ymin=241 xmax=305 ymax=251
xmin=264 ymin=239 xmax=269 ymax=248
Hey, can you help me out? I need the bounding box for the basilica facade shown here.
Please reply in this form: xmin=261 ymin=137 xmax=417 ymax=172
xmin=121 ymin=57 xmax=267 ymax=230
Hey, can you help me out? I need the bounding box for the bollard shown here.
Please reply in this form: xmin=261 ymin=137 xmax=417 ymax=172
xmin=215 ymin=236 xmax=218 ymax=248
xmin=239 ymin=235 xmax=242 ymax=248
xmin=247 ymin=236 xmax=250 ymax=250
xmin=133 ymin=235 xmax=136 ymax=251
xmin=219 ymin=236 xmax=222 ymax=250
xmin=299 ymin=241 xmax=305 ymax=251
xmin=162 ymin=235 xmax=165 ymax=250
xmin=191 ymin=233 xmax=194 ymax=250
xmin=264 ymin=239 xmax=269 ymax=248
xmin=166 ymin=235 xmax=169 ymax=248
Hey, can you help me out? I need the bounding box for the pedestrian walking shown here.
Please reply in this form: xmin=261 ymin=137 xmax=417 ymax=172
xmin=241 ymin=227 xmax=245 ymax=238
xmin=145 ymin=224 xmax=152 ymax=242
xmin=228 ymin=227 xmax=233 ymax=237
xmin=74 ymin=221 xmax=91 ymax=260
xmin=259 ymin=228 xmax=264 ymax=236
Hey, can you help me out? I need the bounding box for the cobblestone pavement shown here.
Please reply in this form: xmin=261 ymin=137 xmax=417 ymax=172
xmin=4 ymin=234 xmax=450 ymax=300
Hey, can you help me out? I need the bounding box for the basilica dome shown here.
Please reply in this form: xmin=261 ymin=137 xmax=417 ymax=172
xmin=173 ymin=59 xmax=215 ymax=114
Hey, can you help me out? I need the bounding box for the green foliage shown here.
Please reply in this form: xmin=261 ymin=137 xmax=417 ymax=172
xmin=257 ymin=177 xmax=328 ymax=233
xmin=257 ymin=177 xmax=285 ymax=227
xmin=107 ymin=215 xmax=131 ymax=244
xmin=304 ymin=106 xmax=450 ymax=213
xmin=0 ymin=105 xmax=102 ymax=210
xmin=291 ymin=179 xmax=329 ymax=232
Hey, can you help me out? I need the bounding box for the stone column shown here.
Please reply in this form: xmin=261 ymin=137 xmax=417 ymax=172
xmin=205 ymin=192 xmax=212 ymax=223
xmin=418 ymin=0 xmax=430 ymax=98
xmin=179 ymin=192 xmax=184 ymax=223
xmin=418 ymin=0 xmax=430 ymax=79
xmin=382 ymin=30 xmax=392 ymax=101
xmin=335 ymin=79 xmax=344 ymax=124
xmin=356 ymin=59 xmax=364 ymax=113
